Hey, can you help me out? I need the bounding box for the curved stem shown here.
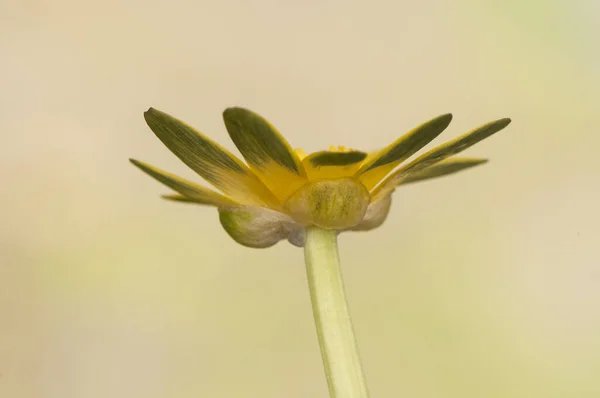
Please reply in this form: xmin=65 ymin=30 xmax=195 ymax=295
xmin=303 ymin=227 xmax=370 ymax=398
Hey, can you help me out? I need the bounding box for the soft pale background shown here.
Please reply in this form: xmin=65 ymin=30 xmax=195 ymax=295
xmin=1 ymin=0 xmax=599 ymax=397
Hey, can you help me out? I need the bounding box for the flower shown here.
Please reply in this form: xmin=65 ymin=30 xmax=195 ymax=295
xmin=130 ymin=108 xmax=510 ymax=248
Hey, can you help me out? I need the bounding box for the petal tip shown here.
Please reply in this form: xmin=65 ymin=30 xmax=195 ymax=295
xmin=490 ymin=117 xmax=512 ymax=130
xmin=129 ymin=158 xmax=158 ymax=175
xmin=143 ymin=108 xmax=170 ymax=126
xmin=129 ymin=159 xmax=153 ymax=171
xmin=144 ymin=107 xmax=157 ymax=117
xmin=432 ymin=113 xmax=453 ymax=131
xmin=143 ymin=108 xmax=158 ymax=125
xmin=129 ymin=158 xmax=143 ymax=167
xmin=437 ymin=113 xmax=453 ymax=125
xmin=161 ymin=194 xmax=186 ymax=201
xmin=223 ymin=106 xmax=248 ymax=119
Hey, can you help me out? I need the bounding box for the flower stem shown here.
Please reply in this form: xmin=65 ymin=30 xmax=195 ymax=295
xmin=303 ymin=227 xmax=370 ymax=398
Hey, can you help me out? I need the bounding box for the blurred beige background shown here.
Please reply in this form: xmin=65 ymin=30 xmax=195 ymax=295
xmin=1 ymin=0 xmax=599 ymax=397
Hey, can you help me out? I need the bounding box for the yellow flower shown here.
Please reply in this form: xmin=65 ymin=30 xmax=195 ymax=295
xmin=131 ymin=108 xmax=510 ymax=248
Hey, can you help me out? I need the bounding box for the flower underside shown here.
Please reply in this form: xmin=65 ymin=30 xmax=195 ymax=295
xmin=131 ymin=107 xmax=510 ymax=248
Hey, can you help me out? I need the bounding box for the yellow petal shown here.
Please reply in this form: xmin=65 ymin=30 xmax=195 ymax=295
xmin=162 ymin=194 xmax=207 ymax=204
xmin=372 ymin=118 xmax=511 ymax=199
xmin=143 ymin=108 xmax=279 ymax=207
xmin=223 ymin=108 xmax=308 ymax=201
xmin=302 ymin=150 xmax=368 ymax=180
xmin=294 ymin=148 xmax=308 ymax=160
xmin=357 ymin=113 xmax=453 ymax=190
xmin=130 ymin=159 xmax=237 ymax=207
xmin=397 ymin=158 xmax=488 ymax=186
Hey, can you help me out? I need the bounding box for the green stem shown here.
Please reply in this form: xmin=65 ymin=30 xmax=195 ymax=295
xmin=303 ymin=227 xmax=370 ymax=398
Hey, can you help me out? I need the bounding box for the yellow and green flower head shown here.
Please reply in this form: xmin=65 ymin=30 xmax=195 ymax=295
xmin=131 ymin=108 xmax=510 ymax=248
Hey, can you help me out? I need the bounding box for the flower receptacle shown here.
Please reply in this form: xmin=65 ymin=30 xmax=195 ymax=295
xmin=284 ymin=178 xmax=370 ymax=230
